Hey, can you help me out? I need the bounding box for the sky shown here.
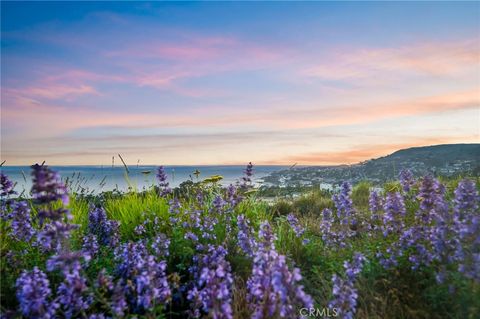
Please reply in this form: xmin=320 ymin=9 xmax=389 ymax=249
xmin=1 ymin=2 xmax=479 ymax=166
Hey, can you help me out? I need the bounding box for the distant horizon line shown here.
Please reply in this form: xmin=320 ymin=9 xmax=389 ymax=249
xmin=1 ymin=143 xmax=478 ymax=168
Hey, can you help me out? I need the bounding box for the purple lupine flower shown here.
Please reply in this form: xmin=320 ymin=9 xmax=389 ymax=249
xmin=212 ymin=195 xmax=226 ymax=214
xmin=343 ymin=253 xmax=366 ymax=281
xmin=6 ymin=201 xmax=35 ymax=242
xmin=94 ymin=270 xmax=127 ymax=317
xmin=82 ymin=234 xmax=99 ymax=258
xmin=454 ymin=179 xmax=479 ymax=221
xmin=185 ymin=231 xmax=199 ymax=242
xmin=329 ymin=253 xmax=366 ymax=319
xmin=225 ymin=184 xmax=242 ymax=209
xmin=381 ymin=192 xmax=406 ymax=237
xmin=376 ymin=247 xmax=399 ymax=269
xmin=95 ymin=269 xmax=114 ymax=292
xmin=151 ymin=233 xmax=170 ymax=257
xmin=368 ymin=190 xmax=383 ymax=221
xmin=187 ymin=245 xmax=233 ymax=319
xmin=240 ymin=162 xmax=254 ymax=190
xmin=237 ymin=214 xmax=256 ymax=257
xmin=329 ymin=274 xmax=358 ymax=319
xmin=157 ymin=166 xmax=172 ymax=197
xmin=247 ymin=221 xmax=313 ymax=318
xmin=399 ymin=169 xmax=415 ymax=193
xmin=286 ymin=213 xmax=306 ymax=238
xmin=16 ymin=267 xmax=58 ymax=318
xmin=0 ymin=172 xmax=16 ymax=197
xmin=416 ymin=175 xmax=445 ymax=224
xmin=319 ymin=208 xmax=350 ymax=248
xmin=31 ymin=163 xmax=69 ymax=206
xmin=46 ymin=250 xmax=91 ymax=277
xmin=37 ymin=221 xmax=79 ymax=252
xmin=115 ymin=241 xmax=171 ymax=313
xmin=55 ymin=272 xmax=92 ymax=318
xmin=453 ymin=179 xmax=480 ymax=282
xmin=399 ymin=226 xmax=435 ymax=270
xmin=30 ymin=165 xmax=71 ymax=226
xmin=169 ymin=198 xmax=182 ymax=224
xmin=134 ymin=224 xmax=146 ymax=236
xmin=332 ymin=182 xmax=355 ymax=226
xmin=88 ymin=207 xmax=119 ymax=247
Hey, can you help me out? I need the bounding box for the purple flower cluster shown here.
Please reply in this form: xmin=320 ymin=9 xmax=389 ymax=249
xmin=237 ymin=214 xmax=256 ymax=257
xmin=453 ymin=179 xmax=480 ymax=282
xmin=240 ymin=162 xmax=254 ymax=190
xmin=368 ymin=190 xmax=383 ymax=222
xmin=247 ymin=222 xmax=313 ymax=318
xmin=6 ymin=201 xmax=35 ymax=242
xmin=115 ymin=241 xmax=171 ymax=313
xmin=88 ymin=206 xmax=119 ymax=247
xmin=188 ymin=245 xmax=233 ymax=319
xmin=31 ymin=163 xmax=69 ymax=207
xmin=1 ymin=171 xmax=16 ymax=198
xmin=16 ymin=267 xmax=58 ymax=318
xmin=381 ymin=192 xmax=406 ymax=237
xmin=399 ymin=169 xmax=415 ymax=193
xmin=332 ymin=182 xmax=356 ymax=227
xmin=329 ymin=253 xmax=366 ymax=319
xmin=156 ymin=166 xmax=172 ymax=197
xmin=320 ymin=208 xmax=351 ymax=248
xmin=287 ymin=213 xmax=309 ymax=244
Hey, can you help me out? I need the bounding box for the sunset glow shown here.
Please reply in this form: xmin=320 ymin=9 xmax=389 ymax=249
xmin=1 ymin=2 xmax=479 ymax=165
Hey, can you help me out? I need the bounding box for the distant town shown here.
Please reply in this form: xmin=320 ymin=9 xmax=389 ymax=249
xmin=260 ymin=144 xmax=480 ymax=190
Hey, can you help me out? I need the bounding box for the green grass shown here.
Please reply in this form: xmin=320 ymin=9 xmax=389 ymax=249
xmin=1 ymin=177 xmax=479 ymax=318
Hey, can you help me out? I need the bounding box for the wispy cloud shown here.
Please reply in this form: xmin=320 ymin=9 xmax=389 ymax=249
xmin=302 ymin=39 xmax=479 ymax=81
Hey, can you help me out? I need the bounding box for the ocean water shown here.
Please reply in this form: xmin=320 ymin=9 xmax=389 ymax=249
xmin=1 ymin=165 xmax=286 ymax=195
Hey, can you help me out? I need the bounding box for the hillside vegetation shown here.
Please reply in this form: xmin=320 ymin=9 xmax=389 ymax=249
xmin=1 ymin=163 xmax=479 ymax=319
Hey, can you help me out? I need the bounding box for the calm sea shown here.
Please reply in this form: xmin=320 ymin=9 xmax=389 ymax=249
xmin=1 ymin=165 xmax=286 ymax=195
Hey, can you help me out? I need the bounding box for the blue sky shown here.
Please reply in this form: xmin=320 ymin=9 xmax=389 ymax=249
xmin=1 ymin=2 xmax=479 ymax=165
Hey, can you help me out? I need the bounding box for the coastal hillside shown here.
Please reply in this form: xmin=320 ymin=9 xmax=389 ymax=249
xmin=263 ymin=144 xmax=480 ymax=187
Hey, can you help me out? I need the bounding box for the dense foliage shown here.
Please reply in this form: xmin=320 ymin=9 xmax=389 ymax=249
xmin=0 ymin=163 xmax=479 ymax=318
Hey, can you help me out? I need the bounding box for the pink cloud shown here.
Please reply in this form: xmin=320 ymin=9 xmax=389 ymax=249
xmin=302 ymin=39 xmax=480 ymax=80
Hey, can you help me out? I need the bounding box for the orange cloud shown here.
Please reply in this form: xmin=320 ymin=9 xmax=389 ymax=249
xmin=281 ymin=137 xmax=479 ymax=165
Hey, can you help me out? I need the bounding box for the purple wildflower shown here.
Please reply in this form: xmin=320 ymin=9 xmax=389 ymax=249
xmin=287 ymin=213 xmax=306 ymax=238
xmin=16 ymin=267 xmax=58 ymax=318
xmin=82 ymin=234 xmax=99 ymax=258
xmin=247 ymin=221 xmax=313 ymax=318
xmin=46 ymin=250 xmax=90 ymax=277
xmin=368 ymin=190 xmax=383 ymax=220
xmin=157 ymin=166 xmax=172 ymax=197
xmin=6 ymin=201 xmax=35 ymax=242
xmin=329 ymin=253 xmax=366 ymax=319
xmin=31 ymin=164 xmax=69 ymax=206
xmin=399 ymin=169 xmax=415 ymax=193
xmin=37 ymin=221 xmax=78 ymax=253
xmin=55 ymin=272 xmax=92 ymax=318
xmin=320 ymin=208 xmax=350 ymax=248
xmin=240 ymin=162 xmax=254 ymax=190
xmin=115 ymin=241 xmax=171 ymax=313
xmin=0 ymin=172 xmax=16 ymax=197
xmin=151 ymin=233 xmax=171 ymax=257
xmin=237 ymin=214 xmax=256 ymax=257
xmin=381 ymin=192 xmax=406 ymax=237
xmin=332 ymin=182 xmax=355 ymax=226
xmin=187 ymin=245 xmax=233 ymax=319
xmin=454 ymin=179 xmax=479 ymax=221
xmin=88 ymin=207 xmax=119 ymax=247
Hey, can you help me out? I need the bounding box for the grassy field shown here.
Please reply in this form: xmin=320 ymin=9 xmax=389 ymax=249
xmin=1 ymin=165 xmax=479 ymax=318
